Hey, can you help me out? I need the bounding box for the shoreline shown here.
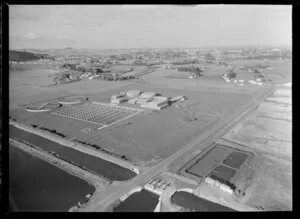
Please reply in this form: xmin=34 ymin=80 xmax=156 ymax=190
xmin=9 ymin=120 xmax=141 ymax=175
xmin=9 ymin=138 xmax=109 ymax=212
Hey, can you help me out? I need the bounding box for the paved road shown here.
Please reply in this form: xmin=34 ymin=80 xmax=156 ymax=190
xmin=82 ymin=86 xmax=275 ymax=212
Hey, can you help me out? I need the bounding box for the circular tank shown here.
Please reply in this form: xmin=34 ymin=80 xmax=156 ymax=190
xmin=25 ymin=102 xmax=61 ymax=112
xmin=57 ymin=96 xmax=88 ymax=105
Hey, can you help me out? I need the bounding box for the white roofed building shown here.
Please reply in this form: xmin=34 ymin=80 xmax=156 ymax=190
xmin=141 ymin=96 xmax=169 ymax=110
xmin=140 ymin=92 xmax=157 ymax=99
xmin=126 ymin=90 xmax=142 ymax=98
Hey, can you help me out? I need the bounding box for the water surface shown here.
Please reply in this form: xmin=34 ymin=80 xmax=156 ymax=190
xmin=171 ymin=191 xmax=235 ymax=211
xmin=9 ymin=145 xmax=95 ymax=212
xmin=113 ymin=189 xmax=159 ymax=212
xmin=10 ymin=125 xmax=136 ymax=181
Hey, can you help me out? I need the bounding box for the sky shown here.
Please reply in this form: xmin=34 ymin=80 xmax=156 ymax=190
xmin=9 ymin=4 xmax=292 ymax=50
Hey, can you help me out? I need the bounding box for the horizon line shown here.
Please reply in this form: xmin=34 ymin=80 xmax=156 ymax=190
xmin=12 ymin=44 xmax=292 ymax=51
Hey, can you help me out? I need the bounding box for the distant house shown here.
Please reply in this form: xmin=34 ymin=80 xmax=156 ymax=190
xmin=248 ymin=80 xmax=256 ymax=85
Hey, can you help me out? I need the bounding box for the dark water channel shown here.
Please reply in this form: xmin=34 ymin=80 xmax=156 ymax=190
xmin=113 ymin=189 xmax=159 ymax=212
xmin=9 ymin=125 xmax=136 ymax=181
xmin=171 ymin=191 xmax=235 ymax=212
xmin=9 ymin=145 xmax=95 ymax=212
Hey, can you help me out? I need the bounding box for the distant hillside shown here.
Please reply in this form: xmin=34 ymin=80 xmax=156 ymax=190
xmin=9 ymin=50 xmax=53 ymax=61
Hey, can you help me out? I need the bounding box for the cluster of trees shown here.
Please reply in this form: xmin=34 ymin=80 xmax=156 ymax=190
xmin=255 ymin=73 xmax=265 ymax=79
xmin=177 ymin=66 xmax=203 ymax=77
xmin=98 ymin=74 xmax=136 ymax=81
xmin=253 ymin=69 xmax=260 ymax=74
xmin=218 ymin=61 xmax=228 ymax=66
xmin=74 ymin=140 xmax=102 ymax=150
xmin=62 ymin=63 xmax=76 ymax=69
xmin=204 ymin=53 xmax=216 ymax=61
xmin=74 ymin=139 xmax=130 ymax=161
xmin=172 ymin=59 xmax=199 ymax=65
xmin=39 ymin=126 xmax=66 ymax=138
xmin=254 ymin=64 xmax=271 ymax=69
xmin=53 ymin=73 xmax=80 ymax=84
xmin=60 ymin=63 xmax=137 ymax=82
xmin=62 ymin=63 xmax=106 ymax=74
xmin=227 ymin=69 xmax=237 ymax=79
xmin=245 ymin=54 xmax=291 ymax=60
xmin=9 ymin=50 xmax=54 ymax=62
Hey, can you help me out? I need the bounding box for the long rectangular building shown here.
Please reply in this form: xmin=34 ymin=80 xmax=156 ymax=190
xmin=141 ymin=97 xmax=169 ymax=110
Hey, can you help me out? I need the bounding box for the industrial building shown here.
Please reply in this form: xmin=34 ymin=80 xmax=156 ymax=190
xmin=141 ymin=96 xmax=169 ymax=110
xmin=140 ymin=92 xmax=157 ymax=99
xmin=111 ymin=93 xmax=127 ymax=104
xmin=248 ymin=80 xmax=256 ymax=85
xmin=128 ymin=97 xmax=139 ymax=104
xmin=136 ymin=97 xmax=153 ymax=105
xmin=248 ymin=80 xmax=263 ymax=86
xmin=170 ymin=96 xmax=187 ymax=103
xmin=205 ymin=177 xmax=233 ymax=194
xmin=110 ymin=90 xmax=186 ymax=110
xmin=111 ymin=98 xmax=127 ymax=104
xmin=111 ymin=94 xmax=125 ymax=99
xmin=126 ymin=90 xmax=142 ymax=98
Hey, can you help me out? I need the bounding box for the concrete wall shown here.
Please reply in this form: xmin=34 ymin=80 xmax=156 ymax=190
xmin=177 ymin=188 xmax=194 ymax=194
xmin=119 ymin=186 xmax=143 ymax=202
xmin=144 ymin=185 xmax=163 ymax=196
xmin=154 ymin=196 xmax=162 ymax=212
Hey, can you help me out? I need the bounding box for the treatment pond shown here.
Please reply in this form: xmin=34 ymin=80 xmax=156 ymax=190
xmin=171 ymin=191 xmax=235 ymax=211
xmin=9 ymin=145 xmax=95 ymax=211
xmin=9 ymin=125 xmax=136 ymax=181
xmin=113 ymin=189 xmax=159 ymax=212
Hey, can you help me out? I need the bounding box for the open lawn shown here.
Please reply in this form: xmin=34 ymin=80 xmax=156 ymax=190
xmin=10 ymin=82 xmax=253 ymax=165
xmin=222 ymin=85 xmax=292 ymax=159
xmin=9 ymin=68 xmax=132 ymax=110
xmin=139 ymin=68 xmax=261 ymax=94
xmin=244 ymin=155 xmax=292 ymax=211
xmin=227 ymin=59 xmax=291 ymax=84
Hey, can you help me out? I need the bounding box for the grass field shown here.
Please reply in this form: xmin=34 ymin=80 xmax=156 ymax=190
xmin=9 ymin=56 xmax=291 ymax=212
xmin=10 ymin=61 xmax=285 ymax=167
xmin=227 ymin=59 xmax=292 ymax=84
xmin=222 ymin=85 xmax=292 ymax=159
xmin=9 ymin=68 xmax=132 ymax=110
xmin=244 ymin=155 xmax=292 ymax=211
xmin=10 ymin=82 xmax=254 ymax=165
xmin=218 ymin=83 xmax=292 ymax=210
xmin=139 ymin=68 xmax=261 ymax=94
